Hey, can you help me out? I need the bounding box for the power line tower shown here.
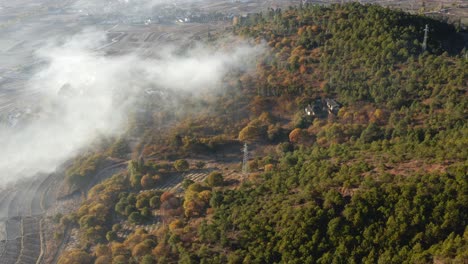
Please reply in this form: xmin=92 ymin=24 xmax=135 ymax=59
xmin=242 ymin=143 xmax=249 ymax=176
xmin=422 ymin=24 xmax=429 ymax=52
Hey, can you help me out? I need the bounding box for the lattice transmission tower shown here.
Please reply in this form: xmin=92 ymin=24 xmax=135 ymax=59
xmin=422 ymin=24 xmax=429 ymax=52
xmin=242 ymin=143 xmax=249 ymax=175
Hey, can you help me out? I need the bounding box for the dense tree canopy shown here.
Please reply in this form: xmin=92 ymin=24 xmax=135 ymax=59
xmin=59 ymin=3 xmax=467 ymax=264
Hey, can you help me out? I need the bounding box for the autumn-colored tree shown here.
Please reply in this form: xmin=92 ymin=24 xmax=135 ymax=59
xmin=250 ymin=96 xmax=269 ymax=115
xmin=239 ymin=124 xmax=260 ymax=142
xmin=95 ymin=256 xmax=111 ymax=264
xmin=198 ymin=190 xmax=212 ymax=204
xmin=239 ymin=120 xmax=267 ymax=142
xmin=174 ymin=159 xmax=189 ymax=171
xmin=57 ymin=249 xmax=93 ymax=264
xmin=152 ymin=174 xmax=161 ymax=183
xmin=264 ymin=164 xmax=274 ymax=172
xmin=187 ymin=183 xmax=205 ymax=193
xmin=107 ymin=137 xmax=130 ymax=159
xmin=258 ymin=112 xmax=274 ymax=124
xmin=183 ymin=183 xmax=211 ymax=218
xmin=111 ymin=242 xmax=130 ymax=258
xmin=289 ymin=128 xmax=304 ymax=143
xmin=130 ymin=172 xmax=142 ymax=189
xmin=132 ymin=242 xmax=151 ymax=260
xmin=112 ymin=255 xmax=128 ymax=264
xmin=95 ymin=244 xmax=110 ymax=257
xmin=310 ymin=25 xmax=319 ymax=32
xmin=88 ymin=203 xmax=107 ymax=222
xmin=79 ymin=215 xmax=97 ymax=229
xmin=140 ymin=174 xmax=154 ymax=189
xmin=160 ymin=192 xmax=175 ymax=203
xmin=205 ymin=172 xmax=224 ymax=187
xmin=299 ymin=64 xmax=307 ymax=74
xmin=182 ymin=179 xmax=195 ymax=189
xmin=141 ymin=255 xmax=155 ymax=264
xmin=183 ymin=199 xmax=203 ymax=218
xmin=298 ymin=26 xmax=306 ymax=36
xmin=152 ymin=241 xmax=170 ymax=257
xmin=370 ymin=108 xmax=388 ymax=125
xmin=169 ymin=219 xmax=183 ymax=231
xmin=339 ymin=107 xmax=354 ymax=124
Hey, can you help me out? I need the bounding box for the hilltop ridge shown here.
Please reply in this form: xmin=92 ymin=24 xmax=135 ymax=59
xmin=53 ymin=3 xmax=467 ymax=264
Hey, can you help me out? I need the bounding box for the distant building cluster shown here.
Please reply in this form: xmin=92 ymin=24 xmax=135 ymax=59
xmin=64 ymin=2 xmax=241 ymax=26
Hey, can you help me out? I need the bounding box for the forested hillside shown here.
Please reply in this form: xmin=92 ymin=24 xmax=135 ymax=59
xmin=56 ymin=3 xmax=467 ymax=264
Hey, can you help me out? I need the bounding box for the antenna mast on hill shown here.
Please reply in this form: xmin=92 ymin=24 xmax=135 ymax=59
xmin=422 ymin=24 xmax=429 ymax=52
xmin=242 ymin=143 xmax=249 ymax=175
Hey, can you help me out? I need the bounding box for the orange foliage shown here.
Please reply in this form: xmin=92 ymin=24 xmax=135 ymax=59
xmin=140 ymin=174 xmax=154 ymax=189
xmin=289 ymin=128 xmax=304 ymax=143
xmin=131 ymin=243 xmax=151 ymax=259
xmin=160 ymin=192 xmax=174 ymax=203
xmin=319 ymin=80 xmax=328 ymax=90
xmin=297 ymin=27 xmax=305 ymax=36
xmin=299 ymin=64 xmax=307 ymax=74
xmin=152 ymin=241 xmax=169 ymax=257
xmin=264 ymin=164 xmax=274 ymax=172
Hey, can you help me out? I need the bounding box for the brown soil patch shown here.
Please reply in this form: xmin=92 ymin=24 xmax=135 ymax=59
xmin=385 ymin=160 xmax=448 ymax=176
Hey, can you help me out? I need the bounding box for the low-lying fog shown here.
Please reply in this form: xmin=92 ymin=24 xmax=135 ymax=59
xmin=0 ymin=28 xmax=263 ymax=184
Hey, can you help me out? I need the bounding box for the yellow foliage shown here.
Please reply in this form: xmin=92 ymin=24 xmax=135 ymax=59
xmin=298 ymin=27 xmax=305 ymax=36
xmin=95 ymin=255 xmax=112 ymax=264
xmin=110 ymin=242 xmax=126 ymax=257
xmin=95 ymin=244 xmax=110 ymax=257
xmin=198 ymin=190 xmax=212 ymax=203
xmin=258 ymin=112 xmax=274 ymax=124
xmin=57 ymin=249 xmax=93 ymax=264
xmin=131 ymin=243 xmax=150 ymax=259
xmin=264 ymin=164 xmax=274 ymax=172
xmin=169 ymin=219 xmax=183 ymax=231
